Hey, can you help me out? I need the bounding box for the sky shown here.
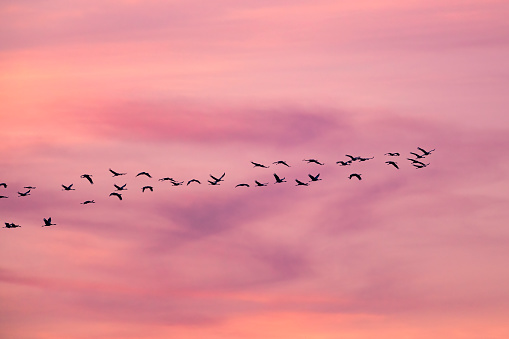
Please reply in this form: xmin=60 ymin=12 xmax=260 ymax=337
xmin=1 ymin=0 xmax=509 ymax=338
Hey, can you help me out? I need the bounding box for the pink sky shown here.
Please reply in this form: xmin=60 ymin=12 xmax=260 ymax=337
xmin=1 ymin=0 xmax=509 ymax=338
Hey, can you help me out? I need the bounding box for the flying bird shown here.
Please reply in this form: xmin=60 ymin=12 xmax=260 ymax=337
xmin=273 ymin=173 xmax=286 ymax=183
xmin=409 ymin=152 xmax=426 ymax=159
xmin=295 ymin=179 xmax=309 ymax=186
xmin=142 ymin=186 xmax=153 ymax=192
xmin=358 ymin=156 xmax=374 ymax=162
xmin=109 ymin=168 xmax=127 ymax=177
xmin=345 ymin=154 xmax=360 ymax=161
xmin=273 ymin=160 xmax=290 ymax=167
xmin=407 ymin=158 xmax=428 ymax=166
xmin=254 ymin=180 xmax=268 ymax=187
xmin=159 ymin=177 xmax=176 ymax=182
xmin=235 ymin=183 xmax=250 ymax=188
xmin=81 ymin=174 xmax=94 ymax=184
xmin=385 ymin=161 xmax=399 ymax=169
xmin=3 ymin=223 xmax=20 ymax=228
xmin=18 ymin=190 xmax=31 ymax=197
xmin=208 ymin=180 xmax=221 ymax=185
xmin=24 ymin=186 xmax=36 ymax=189
xmin=136 ymin=172 xmax=152 ymax=178
xmin=187 ymin=179 xmax=201 ymax=185
xmin=171 ymin=181 xmax=185 ymax=186
xmin=303 ymin=159 xmax=324 ymax=165
xmin=42 ymin=217 xmax=56 ymax=227
xmin=114 ymin=183 xmax=127 ymax=191
xmin=0 ymin=196 xmax=7 ymax=199
xmin=308 ymin=173 xmax=322 ymax=182
xmin=62 ymin=184 xmax=75 ymax=191
xmin=385 ymin=152 xmax=400 ymax=156
xmin=0 ymin=183 xmax=7 ymax=188
xmin=81 ymin=200 xmax=95 ymax=205
xmin=209 ymin=173 xmax=225 ymax=184
xmin=251 ymin=161 xmax=269 ymax=168
xmin=109 ymin=192 xmax=123 ymax=200
xmin=336 ymin=161 xmax=351 ymax=166
xmin=412 ymin=162 xmax=430 ymax=169
xmin=417 ymin=147 xmax=435 ymax=156
xmin=349 ymin=173 xmax=362 ymax=180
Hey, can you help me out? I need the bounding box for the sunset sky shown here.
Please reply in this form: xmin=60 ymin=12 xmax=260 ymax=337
xmin=1 ymin=1 xmax=509 ymax=338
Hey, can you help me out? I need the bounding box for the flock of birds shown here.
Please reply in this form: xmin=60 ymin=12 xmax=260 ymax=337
xmin=1 ymin=147 xmax=435 ymax=229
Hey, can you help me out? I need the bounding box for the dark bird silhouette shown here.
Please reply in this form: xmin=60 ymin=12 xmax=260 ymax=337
xmin=62 ymin=184 xmax=75 ymax=191
xmin=24 ymin=186 xmax=36 ymax=189
xmin=345 ymin=154 xmax=360 ymax=161
xmin=114 ymin=183 xmax=127 ymax=191
xmin=235 ymin=183 xmax=250 ymax=188
xmin=409 ymin=152 xmax=425 ymax=159
xmin=4 ymin=222 xmax=20 ymax=228
xmin=349 ymin=173 xmax=362 ymax=180
xmin=336 ymin=160 xmax=351 ymax=166
xmin=0 ymin=195 xmax=7 ymax=199
xmin=385 ymin=161 xmax=399 ymax=169
xmin=109 ymin=168 xmax=127 ymax=177
xmin=308 ymin=173 xmax=322 ymax=182
xmin=187 ymin=179 xmax=201 ymax=185
xmin=208 ymin=180 xmax=221 ymax=185
xmin=159 ymin=177 xmax=175 ymax=182
xmin=251 ymin=161 xmax=269 ymax=168
xmin=81 ymin=174 xmax=94 ymax=184
xmin=142 ymin=185 xmax=153 ymax=192
xmin=385 ymin=152 xmax=400 ymax=156
xmin=18 ymin=190 xmax=31 ymax=197
xmin=303 ymin=159 xmax=324 ymax=165
xmin=295 ymin=179 xmax=309 ymax=186
xmin=0 ymin=183 xmax=7 ymax=188
xmin=136 ymin=172 xmax=152 ymax=178
xmin=273 ymin=160 xmax=290 ymax=167
xmin=171 ymin=181 xmax=184 ymax=186
xmin=209 ymin=173 xmax=225 ymax=184
xmin=254 ymin=180 xmax=268 ymax=187
xmin=81 ymin=200 xmax=95 ymax=204
xmin=358 ymin=156 xmax=374 ymax=162
xmin=273 ymin=173 xmax=286 ymax=183
xmin=412 ymin=162 xmax=430 ymax=169
xmin=417 ymin=147 xmax=435 ymax=156
xmin=109 ymin=192 xmax=123 ymax=200
xmin=407 ymin=158 xmax=427 ymax=166
xmin=42 ymin=217 xmax=56 ymax=227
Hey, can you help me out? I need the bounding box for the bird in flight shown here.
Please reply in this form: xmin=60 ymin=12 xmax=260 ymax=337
xmin=273 ymin=160 xmax=290 ymax=167
xmin=0 ymin=183 xmax=7 ymax=188
xmin=308 ymin=173 xmax=322 ymax=182
xmin=385 ymin=161 xmax=399 ymax=169
xmin=303 ymin=159 xmax=324 ymax=165
xmin=3 ymin=222 xmax=21 ymax=228
xmin=409 ymin=152 xmax=426 ymax=159
xmin=142 ymin=186 xmax=153 ymax=192
xmin=81 ymin=200 xmax=95 ymax=205
xmin=235 ymin=183 xmax=250 ymax=188
xmin=0 ymin=195 xmax=7 ymax=199
xmin=254 ymin=180 xmax=268 ymax=187
xmin=412 ymin=162 xmax=430 ymax=169
xmin=114 ymin=184 xmax=127 ymax=191
xmin=358 ymin=156 xmax=374 ymax=162
xmin=81 ymin=174 xmax=94 ymax=184
xmin=62 ymin=184 xmax=75 ymax=191
xmin=349 ymin=173 xmax=362 ymax=180
xmin=18 ymin=190 xmax=31 ymax=197
xmin=171 ymin=181 xmax=185 ymax=186
xmin=24 ymin=186 xmax=36 ymax=190
xmin=345 ymin=154 xmax=360 ymax=162
xmin=159 ymin=177 xmax=175 ymax=182
xmin=385 ymin=152 xmax=400 ymax=156
xmin=187 ymin=179 xmax=201 ymax=185
xmin=109 ymin=192 xmax=123 ymax=200
xmin=109 ymin=168 xmax=127 ymax=177
xmin=209 ymin=173 xmax=225 ymax=185
xmin=295 ymin=179 xmax=309 ymax=186
xmin=42 ymin=217 xmax=56 ymax=227
xmin=273 ymin=173 xmax=286 ymax=183
xmin=417 ymin=147 xmax=435 ymax=156
xmin=251 ymin=161 xmax=269 ymax=168
xmin=136 ymin=172 xmax=152 ymax=178
xmin=336 ymin=161 xmax=351 ymax=166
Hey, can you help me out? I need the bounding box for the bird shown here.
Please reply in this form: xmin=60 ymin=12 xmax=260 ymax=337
xmin=254 ymin=180 xmax=268 ymax=187
xmin=407 ymin=158 xmax=427 ymax=166
xmin=273 ymin=160 xmax=290 ymax=167
xmin=273 ymin=173 xmax=286 ymax=183
xmin=24 ymin=186 xmax=36 ymax=189
xmin=251 ymin=161 xmax=269 ymax=168
xmin=336 ymin=161 xmax=351 ymax=166
xmin=409 ymin=152 xmax=426 ymax=159
xmin=235 ymin=183 xmax=250 ymax=188
xmin=62 ymin=184 xmax=75 ymax=191
xmin=0 ymin=183 xmax=7 ymax=188
xmin=187 ymin=179 xmax=201 ymax=185
xmin=142 ymin=186 xmax=153 ymax=192
xmin=109 ymin=168 xmax=127 ymax=177
xmin=385 ymin=152 xmax=400 ymax=156
xmin=303 ymin=159 xmax=324 ymax=165
xmin=18 ymin=190 xmax=31 ymax=197
xmin=209 ymin=173 xmax=225 ymax=184
xmin=81 ymin=174 xmax=94 ymax=184
xmin=345 ymin=154 xmax=360 ymax=161
xmin=109 ymin=192 xmax=122 ymax=200
xmin=417 ymin=147 xmax=435 ymax=156
xmin=358 ymin=156 xmax=374 ymax=162
xmin=159 ymin=177 xmax=175 ymax=182
xmin=136 ymin=172 xmax=152 ymax=178
xmin=349 ymin=173 xmax=362 ymax=180
xmin=385 ymin=161 xmax=399 ymax=169
xmin=81 ymin=200 xmax=95 ymax=204
xmin=208 ymin=180 xmax=221 ymax=185
xmin=42 ymin=217 xmax=56 ymax=227
xmin=295 ymin=179 xmax=309 ymax=186
xmin=308 ymin=173 xmax=322 ymax=182
xmin=114 ymin=183 xmax=127 ymax=191
xmin=170 ymin=181 xmax=184 ymax=186
xmin=412 ymin=162 xmax=430 ymax=169
xmin=0 ymin=195 xmax=7 ymax=199
xmin=4 ymin=222 xmax=20 ymax=228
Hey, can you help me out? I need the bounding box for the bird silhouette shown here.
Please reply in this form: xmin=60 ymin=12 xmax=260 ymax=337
xmin=303 ymin=159 xmax=324 ymax=165
xmin=336 ymin=161 xmax=351 ymax=166
xmin=349 ymin=173 xmax=362 ymax=180
xmin=171 ymin=181 xmax=185 ymax=186
xmin=114 ymin=184 xmax=127 ymax=191
xmin=136 ymin=172 xmax=152 ymax=178
xmin=409 ymin=152 xmax=425 ymax=159
xmin=345 ymin=155 xmax=360 ymax=161
xmin=358 ymin=156 xmax=374 ymax=162
xmin=18 ymin=190 xmax=31 ymax=197
xmin=273 ymin=173 xmax=286 ymax=183
xmin=3 ymin=222 xmax=20 ymax=228
xmin=24 ymin=186 xmax=36 ymax=189
xmin=385 ymin=161 xmax=399 ymax=169
xmin=0 ymin=195 xmax=8 ymax=199
xmin=209 ymin=173 xmax=225 ymax=184
xmin=142 ymin=186 xmax=153 ymax=192
xmin=295 ymin=179 xmax=309 ymax=186
xmin=81 ymin=200 xmax=95 ymax=204
xmin=254 ymin=180 xmax=268 ymax=187
xmin=208 ymin=180 xmax=221 ymax=185
xmin=81 ymin=174 xmax=94 ymax=184
xmin=42 ymin=217 xmax=56 ymax=227
xmin=109 ymin=168 xmax=127 ymax=177
xmin=308 ymin=173 xmax=322 ymax=182
xmin=109 ymin=192 xmax=123 ymax=200
xmin=62 ymin=184 xmax=75 ymax=191
xmin=412 ymin=162 xmax=430 ymax=169
xmin=187 ymin=179 xmax=201 ymax=185
xmin=251 ymin=161 xmax=269 ymax=168
xmin=407 ymin=158 xmax=428 ymax=166
xmin=385 ymin=152 xmax=400 ymax=156
xmin=159 ymin=177 xmax=175 ymax=182
xmin=273 ymin=160 xmax=290 ymax=167
xmin=235 ymin=183 xmax=250 ymax=188
xmin=417 ymin=147 xmax=435 ymax=156
xmin=0 ymin=183 xmax=7 ymax=188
